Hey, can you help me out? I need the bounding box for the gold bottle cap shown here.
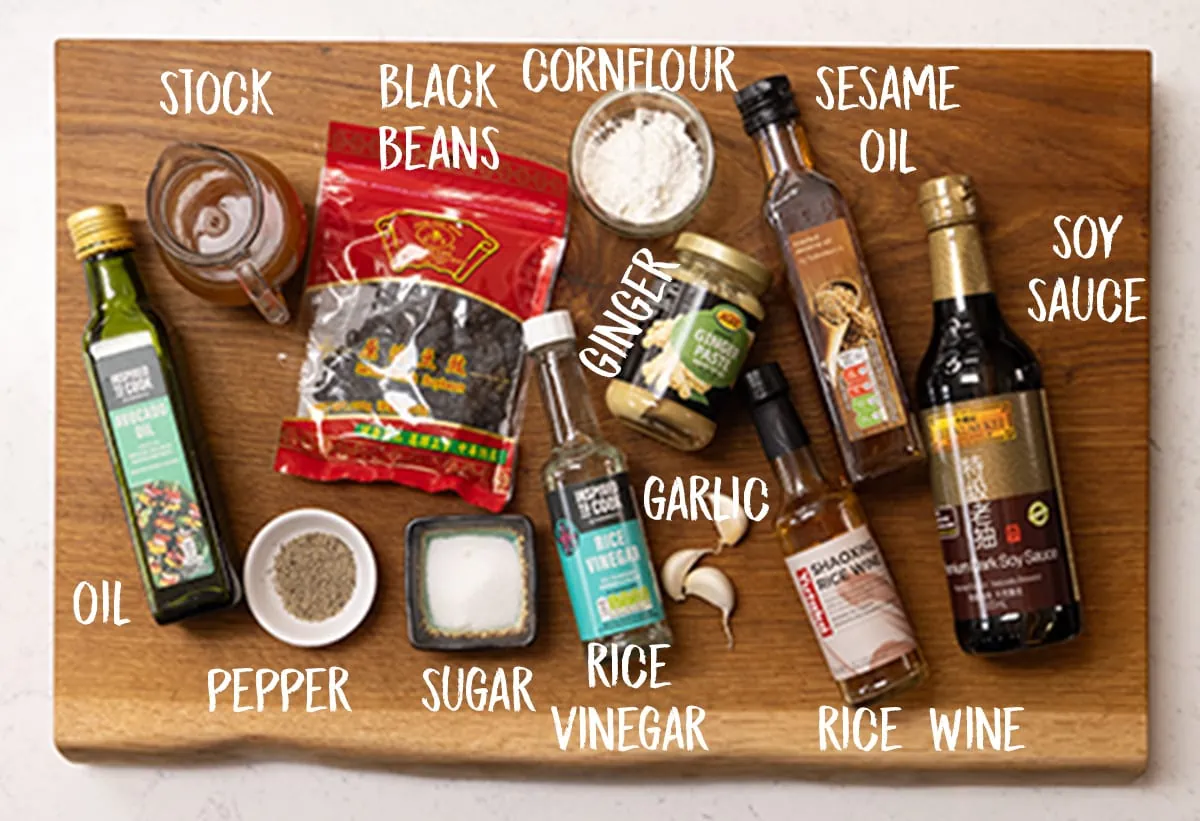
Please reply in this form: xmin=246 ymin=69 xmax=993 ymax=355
xmin=66 ymin=204 xmax=136 ymax=261
xmin=917 ymin=174 xmax=979 ymax=231
xmin=674 ymin=232 xmax=772 ymax=295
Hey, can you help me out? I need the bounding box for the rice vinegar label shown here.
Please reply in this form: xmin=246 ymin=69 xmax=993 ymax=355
xmin=93 ymin=334 xmax=215 ymax=589
xmin=546 ymin=473 xmax=665 ymax=641
xmin=922 ymin=390 xmax=1078 ymax=620
xmin=787 ymin=219 xmax=907 ymax=441
xmin=784 ymin=525 xmax=916 ymax=681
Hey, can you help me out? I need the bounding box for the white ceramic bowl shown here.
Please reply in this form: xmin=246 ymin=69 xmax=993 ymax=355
xmin=243 ymin=508 xmax=378 ymax=648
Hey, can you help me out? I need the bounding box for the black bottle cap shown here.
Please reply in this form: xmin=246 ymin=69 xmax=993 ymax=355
xmin=734 ymin=75 xmax=801 ymax=136
xmin=742 ymin=363 xmax=810 ymax=460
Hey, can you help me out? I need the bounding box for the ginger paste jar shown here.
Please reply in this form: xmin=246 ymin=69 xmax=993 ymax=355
xmin=605 ymin=232 xmax=771 ymax=450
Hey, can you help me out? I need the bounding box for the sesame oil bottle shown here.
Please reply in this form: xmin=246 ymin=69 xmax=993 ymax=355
xmin=736 ymin=75 xmax=923 ymax=483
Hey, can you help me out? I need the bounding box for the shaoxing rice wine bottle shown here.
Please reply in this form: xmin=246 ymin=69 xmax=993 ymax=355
xmin=915 ymin=175 xmax=1082 ymax=655
xmin=745 ymin=363 xmax=926 ymax=705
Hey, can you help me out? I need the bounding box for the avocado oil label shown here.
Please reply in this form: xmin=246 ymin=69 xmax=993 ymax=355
xmin=92 ymin=333 xmax=215 ymax=588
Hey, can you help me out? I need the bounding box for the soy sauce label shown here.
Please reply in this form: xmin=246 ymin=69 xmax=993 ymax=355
xmin=546 ymin=473 xmax=665 ymax=641
xmin=933 ymin=491 xmax=1073 ymax=619
xmin=93 ymin=334 xmax=215 ymax=589
xmin=922 ymin=390 xmax=1078 ymax=620
xmin=617 ymin=279 xmax=759 ymax=422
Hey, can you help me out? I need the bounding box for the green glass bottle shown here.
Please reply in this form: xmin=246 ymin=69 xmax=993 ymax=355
xmin=69 ymin=204 xmax=241 ymax=624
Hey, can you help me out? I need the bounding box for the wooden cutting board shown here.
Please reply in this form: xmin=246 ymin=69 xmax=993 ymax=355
xmin=54 ymin=42 xmax=1151 ymax=778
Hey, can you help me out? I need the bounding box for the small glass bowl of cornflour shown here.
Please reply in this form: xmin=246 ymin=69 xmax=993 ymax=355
xmin=569 ymin=87 xmax=715 ymax=238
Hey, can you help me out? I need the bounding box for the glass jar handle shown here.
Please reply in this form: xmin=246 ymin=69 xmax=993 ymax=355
xmin=233 ymin=260 xmax=290 ymax=325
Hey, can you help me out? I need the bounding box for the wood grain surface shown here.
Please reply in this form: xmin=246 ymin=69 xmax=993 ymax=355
xmin=54 ymin=42 xmax=1151 ymax=777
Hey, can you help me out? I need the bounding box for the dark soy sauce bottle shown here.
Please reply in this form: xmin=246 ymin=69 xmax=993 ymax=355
xmin=914 ymin=176 xmax=1082 ymax=655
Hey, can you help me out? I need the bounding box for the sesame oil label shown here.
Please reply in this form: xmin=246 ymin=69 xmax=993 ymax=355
xmin=787 ymin=219 xmax=907 ymax=441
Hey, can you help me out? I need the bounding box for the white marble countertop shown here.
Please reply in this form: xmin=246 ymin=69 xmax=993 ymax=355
xmin=4 ymin=0 xmax=1196 ymax=817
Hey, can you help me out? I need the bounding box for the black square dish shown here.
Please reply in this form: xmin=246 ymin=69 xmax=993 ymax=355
xmin=405 ymin=514 xmax=537 ymax=651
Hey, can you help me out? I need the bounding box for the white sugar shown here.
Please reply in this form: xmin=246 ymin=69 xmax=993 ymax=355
xmin=424 ymin=532 xmax=524 ymax=633
xmin=579 ymin=107 xmax=704 ymax=226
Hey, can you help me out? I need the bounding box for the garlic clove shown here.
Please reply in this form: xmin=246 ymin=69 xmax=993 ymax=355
xmin=711 ymin=491 xmax=748 ymax=553
xmin=661 ymin=547 xmax=713 ymax=602
xmin=682 ymin=565 xmax=737 ymax=649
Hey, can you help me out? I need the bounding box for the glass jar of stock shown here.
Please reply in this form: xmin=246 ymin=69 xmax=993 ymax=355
xmin=145 ymin=142 xmax=308 ymax=325
xmin=604 ymin=232 xmax=771 ymax=451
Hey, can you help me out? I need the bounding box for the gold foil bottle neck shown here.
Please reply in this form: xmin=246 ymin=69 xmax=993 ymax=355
xmin=67 ymin=204 xmax=136 ymax=261
xmin=918 ymin=174 xmax=979 ymax=231
xmin=920 ymin=175 xmax=993 ymax=301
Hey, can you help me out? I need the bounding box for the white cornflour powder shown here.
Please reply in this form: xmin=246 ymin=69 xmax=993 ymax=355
xmin=579 ymin=108 xmax=705 ymax=226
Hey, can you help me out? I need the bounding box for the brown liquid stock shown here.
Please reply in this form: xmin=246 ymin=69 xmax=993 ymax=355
xmin=148 ymin=146 xmax=306 ymax=307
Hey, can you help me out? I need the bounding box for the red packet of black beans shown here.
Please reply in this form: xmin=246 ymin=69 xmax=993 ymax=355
xmin=275 ymin=122 xmax=569 ymax=511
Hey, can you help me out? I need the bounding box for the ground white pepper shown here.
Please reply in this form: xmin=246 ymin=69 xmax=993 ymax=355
xmin=272 ymin=531 xmax=357 ymax=622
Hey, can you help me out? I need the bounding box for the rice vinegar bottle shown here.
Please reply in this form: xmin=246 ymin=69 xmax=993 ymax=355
xmin=524 ymin=310 xmax=672 ymax=655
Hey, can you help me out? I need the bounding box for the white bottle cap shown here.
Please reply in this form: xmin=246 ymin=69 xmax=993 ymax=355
xmin=523 ymin=309 xmax=576 ymax=351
